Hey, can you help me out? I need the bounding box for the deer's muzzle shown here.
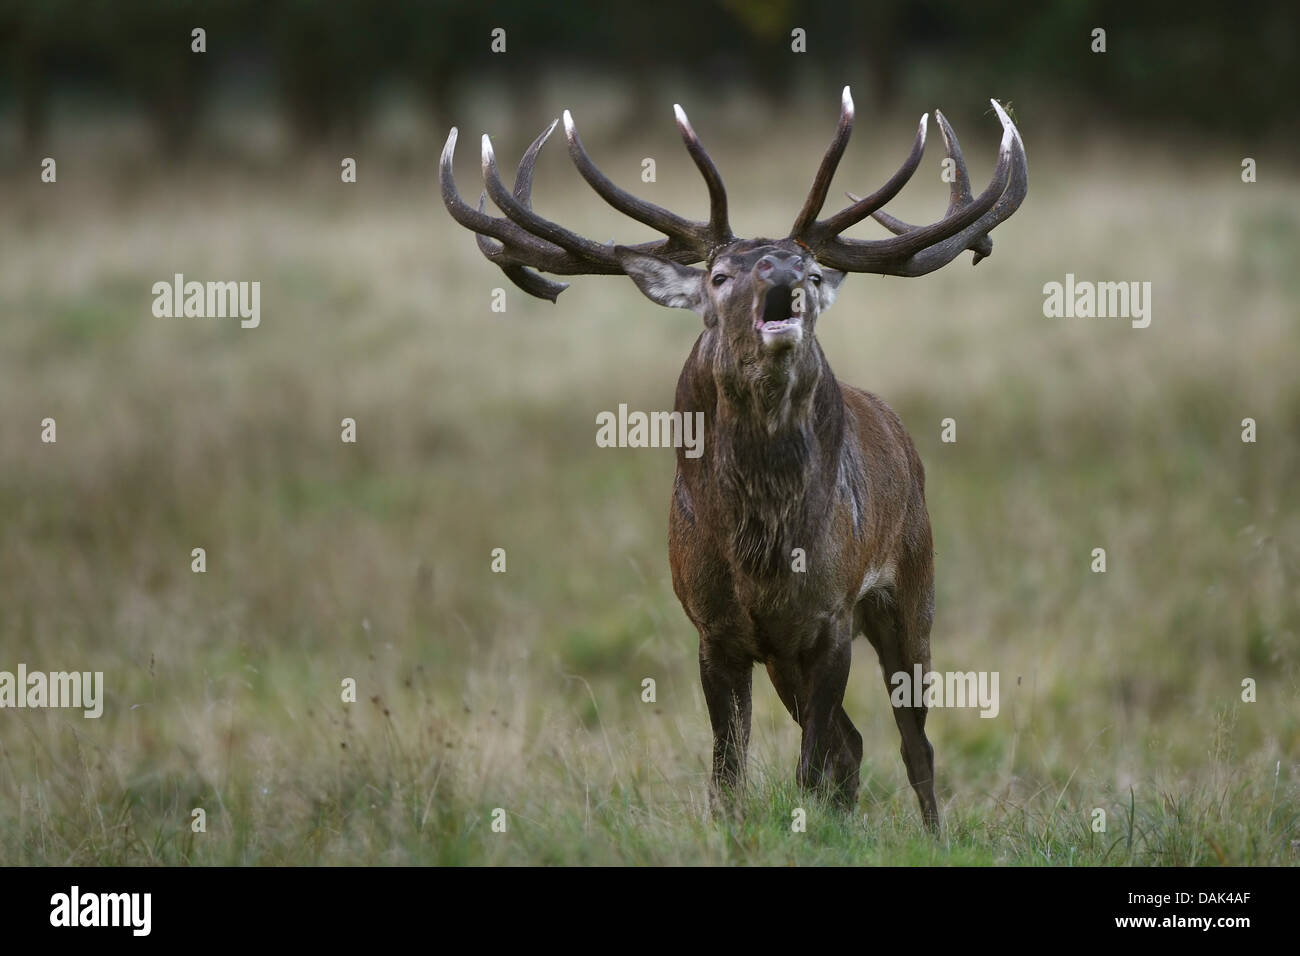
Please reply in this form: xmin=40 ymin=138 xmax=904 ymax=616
xmin=753 ymin=254 xmax=806 ymax=348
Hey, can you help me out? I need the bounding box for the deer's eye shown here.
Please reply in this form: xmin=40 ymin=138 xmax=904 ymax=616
xmin=809 ymin=274 xmax=822 ymax=285
xmin=711 ymin=273 xmax=730 ymax=287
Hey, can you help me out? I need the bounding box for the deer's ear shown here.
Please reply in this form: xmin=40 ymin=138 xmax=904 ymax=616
xmin=616 ymin=249 xmax=705 ymax=313
xmin=817 ymin=269 xmax=847 ymax=312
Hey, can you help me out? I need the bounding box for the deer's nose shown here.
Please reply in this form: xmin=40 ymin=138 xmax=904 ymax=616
xmin=754 ymin=254 xmax=805 ymax=287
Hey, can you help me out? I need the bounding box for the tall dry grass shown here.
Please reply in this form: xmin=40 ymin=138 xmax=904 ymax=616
xmin=0 ymin=100 xmax=1295 ymax=863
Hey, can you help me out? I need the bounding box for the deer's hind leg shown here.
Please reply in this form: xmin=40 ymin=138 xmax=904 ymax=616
xmin=857 ymin=573 xmax=939 ymax=831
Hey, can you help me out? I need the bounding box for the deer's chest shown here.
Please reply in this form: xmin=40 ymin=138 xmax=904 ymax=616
xmin=704 ymin=555 xmax=856 ymax=659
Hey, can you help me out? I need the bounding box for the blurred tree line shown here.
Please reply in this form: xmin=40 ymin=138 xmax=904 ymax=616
xmin=1 ymin=0 xmax=1293 ymax=152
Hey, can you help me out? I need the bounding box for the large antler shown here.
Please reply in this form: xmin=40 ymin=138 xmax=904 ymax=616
xmin=440 ymin=106 xmax=734 ymax=301
xmin=789 ymin=88 xmax=1027 ymax=276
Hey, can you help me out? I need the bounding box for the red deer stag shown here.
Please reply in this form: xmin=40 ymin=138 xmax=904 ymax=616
xmin=440 ymin=89 xmax=1027 ymax=830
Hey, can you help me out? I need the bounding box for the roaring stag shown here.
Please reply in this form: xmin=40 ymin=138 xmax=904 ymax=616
xmin=440 ymin=89 xmax=1027 ymax=830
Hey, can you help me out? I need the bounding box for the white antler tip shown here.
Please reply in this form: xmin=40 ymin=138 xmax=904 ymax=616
xmin=989 ymin=100 xmax=1023 ymax=153
xmin=674 ymin=104 xmax=699 ymax=141
xmin=480 ymin=134 xmax=494 ymax=161
xmin=918 ymin=113 xmax=928 ymax=144
xmin=841 ymin=86 xmax=854 ymax=117
xmin=989 ymin=102 xmax=1010 ymax=142
xmin=562 ymin=110 xmax=576 ymax=138
xmin=933 ymin=110 xmax=954 ymax=148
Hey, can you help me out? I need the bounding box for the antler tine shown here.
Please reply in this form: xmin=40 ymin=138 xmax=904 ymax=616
xmin=443 ymin=119 xmax=720 ymax=301
xmin=803 ymin=113 xmax=928 ymax=241
xmin=889 ymin=100 xmax=1026 ymax=273
xmin=808 ymin=99 xmax=1027 ymax=276
xmin=473 ymin=191 xmax=504 ymax=257
xmin=441 ymin=127 xmax=526 ymax=245
xmin=933 ymin=109 xmax=974 ymax=215
xmin=486 ymin=121 xmax=576 ymax=299
xmin=441 ymin=126 xmax=582 ymax=260
xmin=482 ymin=132 xmax=623 ymax=270
xmin=441 ymin=125 xmax=618 ymax=301
xmin=563 ymin=110 xmax=706 ymax=247
xmin=498 ymin=263 xmax=573 ymax=300
xmin=672 ymin=103 xmax=733 ymax=244
xmin=789 ymin=86 xmax=855 ymax=238
xmin=512 ymin=118 xmax=559 ymax=207
xmin=818 ymin=121 xmax=1012 ymax=269
xmin=865 ymin=109 xmax=992 ymax=262
xmin=472 ymin=121 xmax=555 ymax=257
xmin=474 ymin=192 xmax=572 ymax=301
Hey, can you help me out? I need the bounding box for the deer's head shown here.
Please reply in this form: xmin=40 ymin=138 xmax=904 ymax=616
xmin=441 ymin=88 xmax=1026 ymax=385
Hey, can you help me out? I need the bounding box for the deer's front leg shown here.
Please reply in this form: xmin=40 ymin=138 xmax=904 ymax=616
xmin=699 ymin=638 xmax=753 ymax=813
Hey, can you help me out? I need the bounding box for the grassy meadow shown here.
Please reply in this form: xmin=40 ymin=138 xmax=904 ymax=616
xmin=0 ymin=99 xmax=1296 ymax=864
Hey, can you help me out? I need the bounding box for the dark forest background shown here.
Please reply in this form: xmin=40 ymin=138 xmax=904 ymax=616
xmin=2 ymin=0 xmax=1295 ymax=154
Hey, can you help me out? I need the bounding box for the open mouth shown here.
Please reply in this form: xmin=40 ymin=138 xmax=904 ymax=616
xmin=754 ymin=286 xmax=802 ymax=339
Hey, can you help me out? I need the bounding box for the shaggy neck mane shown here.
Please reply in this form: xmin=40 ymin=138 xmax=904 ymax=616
xmin=709 ymin=344 xmax=845 ymax=579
